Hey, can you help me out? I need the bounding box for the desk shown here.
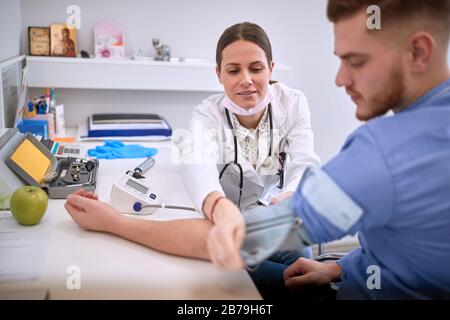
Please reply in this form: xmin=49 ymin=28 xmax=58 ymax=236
xmin=0 ymin=140 xmax=261 ymax=299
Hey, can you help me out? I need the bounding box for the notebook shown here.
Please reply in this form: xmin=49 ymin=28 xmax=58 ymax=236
xmin=92 ymin=113 xmax=164 ymax=124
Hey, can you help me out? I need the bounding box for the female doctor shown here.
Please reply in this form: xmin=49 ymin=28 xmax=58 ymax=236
xmin=65 ymin=22 xmax=320 ymax=264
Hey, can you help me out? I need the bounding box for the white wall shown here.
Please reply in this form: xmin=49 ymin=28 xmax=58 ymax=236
xmin=0 ymin=0 xmax=21 ymax=62
xmin=20 ymin=0 xmax=360 ymax=162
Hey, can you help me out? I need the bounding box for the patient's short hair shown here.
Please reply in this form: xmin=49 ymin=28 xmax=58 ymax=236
xmin=327 ymin=0 xmax=450 ymax=44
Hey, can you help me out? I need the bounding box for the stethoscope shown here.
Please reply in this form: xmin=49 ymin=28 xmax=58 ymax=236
xmin=219 ymin=104 xmax=286 ymax=208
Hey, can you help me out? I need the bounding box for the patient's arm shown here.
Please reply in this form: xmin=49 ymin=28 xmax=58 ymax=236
xmin=65 ymin=191 xmax=212 ymax=260
xmin=114 ymin=215 xmax=212 ymax=260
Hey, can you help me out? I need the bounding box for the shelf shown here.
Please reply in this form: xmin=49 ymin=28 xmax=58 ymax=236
xmin=26 ymin=56 xmax=292 ymax=92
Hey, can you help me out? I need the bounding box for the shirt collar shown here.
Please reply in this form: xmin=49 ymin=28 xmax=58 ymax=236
xmin=231 ymin=107 xmax=269 ymax=139
xmin=257 ymin=107 xmax=269 ymax=133
xmin=401 ymin=77 xmax=450 ymax=113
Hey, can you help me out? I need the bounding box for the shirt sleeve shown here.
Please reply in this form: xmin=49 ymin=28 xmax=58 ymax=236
xmin=175 ymin=104 xmax=225 ymax=214
xmin=292 ymin=125 xmax=395 ymax=244
xmin=336 ymin=247 xmax=362 ymax=277
xmin=283 ymin=91 xmax=321 ymax=193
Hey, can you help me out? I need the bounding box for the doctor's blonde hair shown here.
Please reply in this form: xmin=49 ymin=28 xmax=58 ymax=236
xmin=216 ymin=22 xmax=273 ymax=70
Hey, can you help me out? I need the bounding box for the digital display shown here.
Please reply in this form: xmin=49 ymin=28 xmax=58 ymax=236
xmin=10 ymin=138 xmax=51 ymax=184
xmin=126 ymin=179 xmax=148 ymax=194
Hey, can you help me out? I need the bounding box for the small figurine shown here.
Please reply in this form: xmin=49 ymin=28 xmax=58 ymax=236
xmin=152 ymin=38 xmax=171 ymax=61
xmin=132 ymin=47 xmax=144 ymax=60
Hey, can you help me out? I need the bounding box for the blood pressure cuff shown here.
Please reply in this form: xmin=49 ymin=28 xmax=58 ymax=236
xmin=240 ymin=198 xmax=313 ymax=266
xmin=241 ymin=165 xmax=364 ymax=266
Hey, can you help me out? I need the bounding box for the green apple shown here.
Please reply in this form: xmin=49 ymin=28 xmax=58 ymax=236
xmin=10 ymin=186 xmax=48 ymax=226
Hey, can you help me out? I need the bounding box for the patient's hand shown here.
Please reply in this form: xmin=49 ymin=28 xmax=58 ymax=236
xmin=65 ymin=191 xmax=124 ymax=233
xmin=72 ymin=188 xmax=99 ymax=200
xmin=283 ymin=258 xmax=342 ymax=293
xmin=270 ymin=191 xmax=293 ymax=205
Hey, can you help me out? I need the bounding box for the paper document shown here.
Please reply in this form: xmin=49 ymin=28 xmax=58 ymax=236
xmin=89 ymin=116 xmax=170 ymax=130
xmin=77 ymin=121 xmax=171 ymax=142
xmin=0 ymin=211 xmax=51 ymax=283
xmin=14 ymin=66 xmax=28 ymax=128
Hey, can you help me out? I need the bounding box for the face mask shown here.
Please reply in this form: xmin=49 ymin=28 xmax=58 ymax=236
xmin=224 ymin=88 xmax=273 ymax=116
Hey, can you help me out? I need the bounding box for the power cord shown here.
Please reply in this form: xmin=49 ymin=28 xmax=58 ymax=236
xmin=120 ymin=202 xmax=196 ymax=215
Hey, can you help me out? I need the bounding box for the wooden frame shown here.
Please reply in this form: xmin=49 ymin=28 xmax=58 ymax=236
xmin=28 ymin=27 xmax=51 ymax=56
xmin=50 ymin=24 xmax=77 ymax=57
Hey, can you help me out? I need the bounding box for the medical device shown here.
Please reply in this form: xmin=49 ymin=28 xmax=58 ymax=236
xmin=221 ymin=104 xmax=289 ymax=207
xmin=257 ymin=151 xmax=290 ymax=206
xmin=110 ymin=157 xmax=196 ymax=215
xmin=241 ymin=198 xmax=312 ymax=266
xmin=2 ymin=130 xmax=99 ymax=199
xmin=220 ymin=105 xmax=273 ymax=208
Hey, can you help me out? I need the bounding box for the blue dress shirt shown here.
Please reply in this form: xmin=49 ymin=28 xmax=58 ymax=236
xmin=293 ymin=78 xmax=450 ymax=299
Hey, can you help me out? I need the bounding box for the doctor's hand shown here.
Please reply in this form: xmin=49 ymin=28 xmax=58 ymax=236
xmin=283 ymin=258 xmax=342 ymax=293
xmin=270 ymin=191 xmax=293 ymax=205
xmin=206 ymin=198 xmax=246 ymax=271
xmin=65 ymin=193 xmax=124 ymax=233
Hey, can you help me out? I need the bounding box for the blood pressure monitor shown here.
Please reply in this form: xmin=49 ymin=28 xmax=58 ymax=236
xmin=110 ymin=157 xmax=196 ymax=215
xmin=110 ymin=173 xmax=160 ymax=215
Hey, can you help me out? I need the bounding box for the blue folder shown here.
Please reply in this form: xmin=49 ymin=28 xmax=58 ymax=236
xmin=87 ymin=118 xmax=172 ymax=138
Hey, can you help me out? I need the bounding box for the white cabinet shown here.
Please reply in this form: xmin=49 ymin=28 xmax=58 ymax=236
xmin=26 ymin=56 xmax=292 ymax=92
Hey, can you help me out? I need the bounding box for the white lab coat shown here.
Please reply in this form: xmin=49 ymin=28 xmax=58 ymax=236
xmin=176 ymin=82 xmax=320 ymax=213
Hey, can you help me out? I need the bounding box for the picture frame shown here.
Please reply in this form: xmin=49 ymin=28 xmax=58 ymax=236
xmin=94 ymin=21 xmax=125 ymax=59
xmin=50 ymin=24 xmax=77 ymax=57
xmin=28 ymin=27 xmax=50 ymax=56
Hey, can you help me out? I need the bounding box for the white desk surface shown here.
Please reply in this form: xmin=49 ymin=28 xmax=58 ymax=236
xmin=0 ymin=140 xmax=261 ymax=299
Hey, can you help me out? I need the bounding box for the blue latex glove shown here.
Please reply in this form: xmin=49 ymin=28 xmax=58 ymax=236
xmin=88 ymin=140 xmax=158 ymax=159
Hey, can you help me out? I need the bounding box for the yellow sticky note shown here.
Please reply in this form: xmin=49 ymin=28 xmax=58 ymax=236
xmin=10 ymin=139 xmax=51 ymax=184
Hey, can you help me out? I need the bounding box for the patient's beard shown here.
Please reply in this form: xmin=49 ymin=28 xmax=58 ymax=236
xmin=357 ymin=65 xmax=405 ymax=121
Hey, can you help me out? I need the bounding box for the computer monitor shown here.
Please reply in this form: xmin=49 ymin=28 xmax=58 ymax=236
xmin=0 ymin=55 xmax=27 ymax=129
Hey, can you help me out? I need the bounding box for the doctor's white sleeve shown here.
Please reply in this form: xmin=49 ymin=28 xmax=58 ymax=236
xmin=175 ymin=110 xmax=225 ymax=216
xmin=284 ymin=92 xmax=321 ymax=193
